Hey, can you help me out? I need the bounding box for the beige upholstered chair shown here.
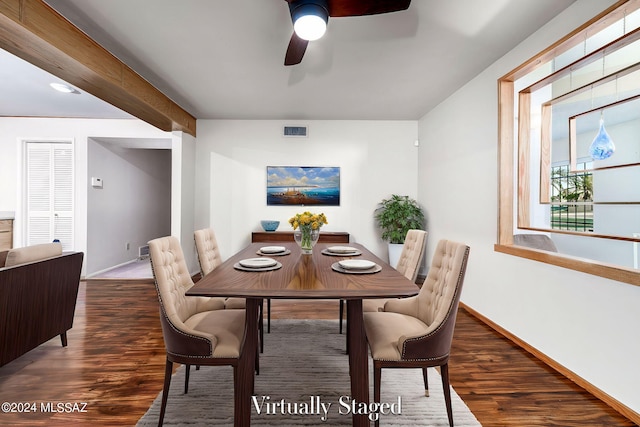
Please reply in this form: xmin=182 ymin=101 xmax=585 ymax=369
xmin=363 ymin=239 xmax=470 ymax=427
xmin=194 ymin=228 xmax=246 ymax=309
xmin=193 ymin=227 xmax=270 ymax=334
xmin=364 ymin=229 xmax=427 ymax=312
xmin=194 ymin=228 xmax=264 ymax=351
xmin=394 ymin=229 xmax=428 ymax=281
xmin=149 ymin=236 xmax=246 ymax=426
xmin=339 ymin=229 xmax=427 ymax=334
xmin=193 ymin=228 xmax=223 ymax=275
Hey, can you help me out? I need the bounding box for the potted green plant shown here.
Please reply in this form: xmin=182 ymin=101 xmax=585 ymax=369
xmin=375 ymin=194 xmax=425 ymax=266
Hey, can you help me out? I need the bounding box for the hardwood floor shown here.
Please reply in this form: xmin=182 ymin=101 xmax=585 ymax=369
xmin=0 ymin=280 xmax=635 ymax=426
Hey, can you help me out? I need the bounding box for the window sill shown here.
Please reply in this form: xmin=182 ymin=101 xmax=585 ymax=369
xmin=494 ymin=244 xmax=640 ymax=286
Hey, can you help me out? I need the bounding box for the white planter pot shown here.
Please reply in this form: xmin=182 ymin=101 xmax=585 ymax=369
xmin=388 ymin=243 xmax=404 ymax=268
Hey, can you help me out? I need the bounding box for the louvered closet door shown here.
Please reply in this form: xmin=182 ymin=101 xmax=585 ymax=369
xmin=26 ymin=142 xmax=74 ymax=250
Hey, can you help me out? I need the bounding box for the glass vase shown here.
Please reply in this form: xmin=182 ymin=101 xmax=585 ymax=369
xmin=589 ymin=118 xmax=615 ymax=160
xmin=294 ymin=225 xmax=320 ymax=254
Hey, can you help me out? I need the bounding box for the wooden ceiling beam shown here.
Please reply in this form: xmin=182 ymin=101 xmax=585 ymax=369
xmin=0 ymin=0 xmax=196 ymax=136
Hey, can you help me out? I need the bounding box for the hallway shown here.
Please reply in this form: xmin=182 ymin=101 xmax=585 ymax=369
xmin=89 ymin=257 xmax=153 ymax=280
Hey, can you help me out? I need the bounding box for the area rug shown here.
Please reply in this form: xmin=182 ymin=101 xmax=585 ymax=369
xmin=137 ymin=319 xmax=481 ymax=426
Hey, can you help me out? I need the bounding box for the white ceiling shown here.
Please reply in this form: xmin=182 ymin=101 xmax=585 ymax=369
xmin=2 ymin=0 xmax=577 ymax=121
xmin=0 ymin=48 xmax=132 ymax=119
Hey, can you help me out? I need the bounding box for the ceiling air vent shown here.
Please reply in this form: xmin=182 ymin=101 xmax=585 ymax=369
xmin=283 ymin=125 xmax=308 ymax=137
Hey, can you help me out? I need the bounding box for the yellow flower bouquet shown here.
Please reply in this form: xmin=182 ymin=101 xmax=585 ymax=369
xmin=289 ymin=211 xmax=328 ymax=253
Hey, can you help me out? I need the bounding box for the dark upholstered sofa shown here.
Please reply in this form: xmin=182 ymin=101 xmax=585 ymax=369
xmin=0 ymin=243 xmax=83 ymax=367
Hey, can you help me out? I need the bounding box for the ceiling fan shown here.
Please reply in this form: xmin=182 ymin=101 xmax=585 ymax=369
xmin=284 ymin=0 xmax=411 ymax=66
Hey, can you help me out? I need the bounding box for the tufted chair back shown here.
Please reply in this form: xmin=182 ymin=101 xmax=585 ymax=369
xmin=395 ymin=229 xmax=427 ymax=282
xmin=148 ymin=236 xmax=225 ymax=357
xmin=415 ymin=239 xmax=469 ymax=334
xmin=149 ymin=236 xmax=200 ymax=325
xmin=194 ymin=228 xmax=223 ymax=276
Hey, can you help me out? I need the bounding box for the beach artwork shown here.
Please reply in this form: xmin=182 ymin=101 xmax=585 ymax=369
xmin=267 ymin=166 xmax=340 ymax=206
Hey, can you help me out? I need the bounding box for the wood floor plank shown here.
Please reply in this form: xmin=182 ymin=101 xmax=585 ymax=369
xmin=0 ymin=280 xmax=634 ymax=426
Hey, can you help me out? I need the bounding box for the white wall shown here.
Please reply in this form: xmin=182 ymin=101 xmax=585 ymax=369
xmin=0 ymin=117 xmax=171 ymax=274
xmin=87 ymin=140 xmax=171 ymax=275
xmin=172 ymin=131 xmax=198 ymax=273
xmin=194 ymin=120 xmax=419 ymax=262
xmin=417 ymin=0 xmax=640 ymax=415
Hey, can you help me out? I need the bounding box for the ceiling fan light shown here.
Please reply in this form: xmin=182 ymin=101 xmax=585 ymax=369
xmin=294 ymin=13 xmax=327 ymax=41
xmin=290 ymin=1 xmax=328 ymax=41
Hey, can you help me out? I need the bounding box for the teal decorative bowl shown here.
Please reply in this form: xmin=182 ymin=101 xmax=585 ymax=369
xmin=260 ymin=220 xmax=280 ymax=232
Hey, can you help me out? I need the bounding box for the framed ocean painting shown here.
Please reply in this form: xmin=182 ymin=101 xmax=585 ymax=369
xmin=267 ymin=166 xmax=340 ymax=206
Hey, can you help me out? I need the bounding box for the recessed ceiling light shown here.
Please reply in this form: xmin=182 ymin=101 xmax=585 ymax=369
xmin=50 ymin=82 xmax=80 ymax=94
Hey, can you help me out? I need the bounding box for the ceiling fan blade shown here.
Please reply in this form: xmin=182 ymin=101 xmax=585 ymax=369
xmin=282 ymin=0 xmax=409 ymax=65
xmin=328 ymin=0 xmax=411 ymax=17
xmin=284 ymin=32 xmax=309 ymax=66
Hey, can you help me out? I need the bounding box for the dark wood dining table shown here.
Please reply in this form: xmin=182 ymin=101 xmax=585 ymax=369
xmin=186 ymin=241 xmax=419 ymax=426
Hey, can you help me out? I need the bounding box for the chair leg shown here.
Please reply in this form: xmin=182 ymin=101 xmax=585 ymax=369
xmin=259 ymin=300 xmax=264 ymax=353
xmin=267 ymin=298 xmax=271 ymax=333
xmin=374 ymin=363 xmax=381 ymax=427
xmin=158 ymin=358 xmax=173 ymax=427
xmin=255 ymin=342 xmax=260 ymax=375
xmin=422 ymin=367 xmax=429 ymax=397
xmin=345 ymin=303 xmax=350 ymax=354
xmin=339 ymin=300 xmax=344 ymax=334
xmin=184 ymin=364 xmax=190 ymax=394
xmin=440 ymin=363 xmax=454 ymax=427
xmin=256 ymin=299 xmax=262 ymax=373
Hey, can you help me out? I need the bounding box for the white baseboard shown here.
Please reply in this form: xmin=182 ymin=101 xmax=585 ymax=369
xmin=85 ymin=258 xmax=139 ymax=278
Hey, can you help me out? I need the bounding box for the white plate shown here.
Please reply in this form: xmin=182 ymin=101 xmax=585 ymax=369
xmin=338 ymin=259 xmax=376 ymax=270
xmin=327 ymin=246 xmax=358 ymax=253
xmin=259 ymin=246 xmax=286 ymax=254
xmin=239 ymin=257 xmax=277 ymax=268
xmin=321 ymin=248 xmax=361 ymax=257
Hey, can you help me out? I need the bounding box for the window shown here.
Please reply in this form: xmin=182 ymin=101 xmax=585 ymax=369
xmin=550 ymin=161 xmax=593 ymax=232
xmin=497 ymin=0 xmax=640 ymax=286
